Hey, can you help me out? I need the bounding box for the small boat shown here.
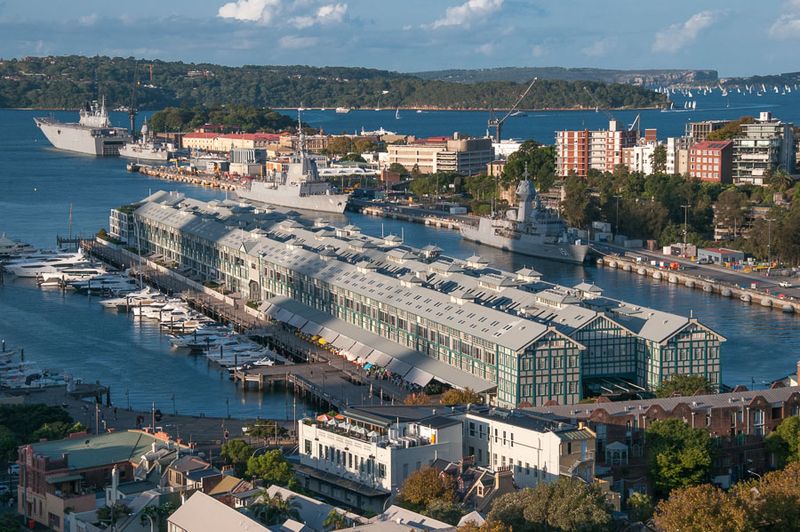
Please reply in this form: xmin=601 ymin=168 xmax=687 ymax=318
xmin=335 ymin=107 xmax=351 ymax=114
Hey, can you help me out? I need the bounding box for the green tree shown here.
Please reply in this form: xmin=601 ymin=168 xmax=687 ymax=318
xmin=646 ymin=419 xmax=714 ymax=496
xmin=766 ymin=416 xmax=800 ymax=468
xmin=734 ymin=462 xmax=800 ymax=530
xmin=397 ymin=467 xmax=456 ymax=512
xmin=655 ymin=374 xmax=714 ymax=398
xmin=654 ymin=484 xmax=748 ymax=532
xmin=31 ymin=421 xmax=86 ymax=442
xmin=326 ymin=137 xmax=355 ymax=156
xmin=221 ymin=439 xmax=253 ymax=476
xmin=250 ymin=492 xmax=301 ymax=526
xmin=246 ymin=450 xmax=298 ymax=489
xmin=650 ymin=144 xmax=667 ymax=175
xmin=140 ymin=502 xmax=178 ymax=532
xmin=706 ymin=116 xmax=755 ymax=141
xmin=626 ymin=492 xmax=654 ymax=523
xmin=487 ymin=479 xmax=613 ymax=532
xmin=97 ymin=502 xmax=132 ymax=529
xmin=388 ymin=163 xmax=408 ymax=175
xmin=425 ymin=500 xmax=466 ymax=526
xmin=440 ymin=388 xmax=483 ymax=406
xmin=766 ymin=166 xmax=795 ymax=193
xmin=502 ymin=141 xmax=556 ymax=192
xmin=560 ymin=175 xmax=598 ymax=229
xmin=322 ymin=509 xmax=348 ymax=530
xmin=714 ymin=188 xmax=749 ymax=238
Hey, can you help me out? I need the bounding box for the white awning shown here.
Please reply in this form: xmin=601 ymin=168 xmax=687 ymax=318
xmin=366 ymin=350 xmax=392 ymax=368
xmin=351 ymin=342 xmax=374 ymax=359
xmin=404 ymin=367 xmax=434 ymax=387
xmin=288 ymin=314 xmax=308 ymax=329
xmin=275 ymin=308 xmax=294 ymax=323
xmin=386 ymin=357 xmax=412 ymax=376
xmin=332 ymin=335 xmax=356 ymax=351
xmin=301 ymin=321 xmax=323 ymax=335
xmin=320 ymin=327 xmax=339 ymax=343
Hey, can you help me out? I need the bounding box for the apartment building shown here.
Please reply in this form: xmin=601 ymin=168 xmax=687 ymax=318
xmin=689 ymin=140 xmax=733 ymax=183
xmin=733 ymin=112 xmax=795 ymax=185
xmin=296 ymin=407 xmax=463 ymax=512
xmin=387 ymin=135 xmax=494 ymax=175
xmin=18 ymin=431 xmax=179 ymax=532
xmin=531 ymin=385 xmax=800 ymax=489
xmin=296 ymin=405 xmax=595 ymax=512
xmin=182 ymin=132 xmax=281 ymax=152
xmin=556 ymin=120 xmax=639 ymax=177
xmin=666 ymin=136 xmax=691 ymax=175
xmin=686 ymin=120 xmax=729 ymax=142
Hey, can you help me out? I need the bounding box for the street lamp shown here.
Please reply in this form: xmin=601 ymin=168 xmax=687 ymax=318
xmin=765 ymin=218 xmax=774 ymax=271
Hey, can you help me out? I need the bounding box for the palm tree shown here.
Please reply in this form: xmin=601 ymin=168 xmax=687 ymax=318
xmin=140 ymin=501 xmax=178 ymax=532
xmin=322 ymin=509 xmax=348 ymax=530
xmin=251 ymin=491 xmax=301 ymax=526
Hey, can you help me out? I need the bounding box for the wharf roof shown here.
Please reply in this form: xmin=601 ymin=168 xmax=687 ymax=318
xmin=528 ymin=386 xmax=800 ymax=419
xmin=264 ymin=296 xmax=496 ymax=393
xmin=465 ymin=408 xmax=576 ymax=435
xmin=133 ymin=192 xmax=721 ymax=351
xmin=28 ymin=430 xmax=160 ymax=471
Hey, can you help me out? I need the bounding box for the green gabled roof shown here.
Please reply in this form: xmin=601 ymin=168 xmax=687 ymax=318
xmin=30 ymin=430 xmax=159 ymax=470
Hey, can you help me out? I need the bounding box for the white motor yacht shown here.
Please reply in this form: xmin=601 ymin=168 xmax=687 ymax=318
xmin=4 ymin=251 xmax=90 ymax=278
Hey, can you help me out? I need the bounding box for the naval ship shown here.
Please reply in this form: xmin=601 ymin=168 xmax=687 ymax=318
xmin=460 ymin=174 xmax=589 ymax=264
xmin=236 ymin=118 xmax=350 ymax=214
xmin=118 ymin=121 xmax=172 ymax=162
xmin=34 ymin=97 xmax=131 ymax=156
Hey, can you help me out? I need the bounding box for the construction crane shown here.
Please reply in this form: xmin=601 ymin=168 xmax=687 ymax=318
xmin=582 ymin=86 xmax=615 ymax=122
xmin=128 ymin=63 xmax=140 ymax=140
xmin=487 ymin=77 xmax=537 ymax=142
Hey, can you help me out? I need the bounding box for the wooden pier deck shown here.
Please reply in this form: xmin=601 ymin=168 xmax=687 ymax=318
xmin=231 ymin=362 xmax=399 ymax=409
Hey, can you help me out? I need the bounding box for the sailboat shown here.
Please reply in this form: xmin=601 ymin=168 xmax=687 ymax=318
xmin=395 ymin=108 xmax=401 ymax=120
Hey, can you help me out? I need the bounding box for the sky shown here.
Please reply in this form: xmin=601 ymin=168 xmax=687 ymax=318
xmin=1 ymin=0 xmax=799 ymax=76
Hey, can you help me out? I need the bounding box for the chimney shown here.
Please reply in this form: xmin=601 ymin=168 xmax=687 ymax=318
xmin=495 ymin=468 xmax=514 ymax=492
xmin=110 ymin=465 xmax=120 ymax=502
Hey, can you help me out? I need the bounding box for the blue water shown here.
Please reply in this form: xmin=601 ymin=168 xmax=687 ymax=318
xmin=302 ymin=89 xmax=800 ymax=143
xmin=0 ymin=100 xmax=798 ymax=419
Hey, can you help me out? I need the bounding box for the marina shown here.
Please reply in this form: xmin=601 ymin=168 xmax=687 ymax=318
xmin=2 ymin=107 xmax=800 ymax=420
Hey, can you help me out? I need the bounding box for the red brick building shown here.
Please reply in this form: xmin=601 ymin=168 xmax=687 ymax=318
xmin=556 ymin=120 xmax=639 ymax=177
xmin=689 ymin=140 xmax=733 ymax=183
xmin=529 ymin=385 xmax=800 ymax=492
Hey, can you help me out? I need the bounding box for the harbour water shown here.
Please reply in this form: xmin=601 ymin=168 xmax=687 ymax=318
xmin=1 ymin=102 xmax=799 ymax=418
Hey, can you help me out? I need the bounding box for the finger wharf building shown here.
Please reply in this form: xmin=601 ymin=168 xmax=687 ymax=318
xmin=114 ymin=191 xmax=724 ymax=407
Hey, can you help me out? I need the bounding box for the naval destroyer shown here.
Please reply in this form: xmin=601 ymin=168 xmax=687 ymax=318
xmin=118 ymin=121 xmax=173 ymax=162
xmin=236 ymin=117 xmax=350 ymax=214
xmin=34 ymin=97 xmax=131 ymax=156
xmin=460 ymin=174 xmax=589 ymax=264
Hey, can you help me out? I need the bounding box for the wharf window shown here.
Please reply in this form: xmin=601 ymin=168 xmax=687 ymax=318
xmin=511 ymin=433 xmax=514 ymax=447
xmin=378 ymin=463 xmax=386 ymax=478
xmin=493 ymin=453 xmax=498 ymax=466
xmin=525 ymin=462 xmax=530 ymax=475
xmin=469 ymin=422 xmax=475 ymax=437
xmin=304 ymin=440 xmax=312 ymax=454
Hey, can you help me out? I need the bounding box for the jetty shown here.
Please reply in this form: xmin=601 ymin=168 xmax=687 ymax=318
xmin=353 ymin=200 xmax=466 ymax=230
xmin=81 ymin=239 xmax=411 ymax=408
xmin=597 ymin=253 xmax=800 ymax=315
xmin=128 ymin=163 xmax=240 ymax=191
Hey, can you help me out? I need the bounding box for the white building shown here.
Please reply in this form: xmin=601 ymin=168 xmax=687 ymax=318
xmin=461 ymin=409 xmax=595 ymax=489
xmin=733 ymin=111 xmax=795 ymax=185
xmin=296 ymin=405 xmax=595 ymax=512
xmin=296 ymin=410 xmax=463 ymax=512
xmin=168 ymin=491 xmax=268 ymax=532
xmin=492 ymin=139 xmax=524 ymax=159
xmin=666 ymin=137 xmax=691 ymax=175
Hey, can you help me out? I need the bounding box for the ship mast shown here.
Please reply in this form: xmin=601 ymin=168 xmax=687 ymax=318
xmin=297 ymin=109 xmax=306 ymax=161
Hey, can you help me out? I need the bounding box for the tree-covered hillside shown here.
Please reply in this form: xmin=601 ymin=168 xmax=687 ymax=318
xmin=0 ymin=55 xmax=668 ymax=110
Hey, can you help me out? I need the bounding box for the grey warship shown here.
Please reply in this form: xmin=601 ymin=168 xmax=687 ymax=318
xmin=460 ymin=174 xmax=589 ymax=264
xmin=34 ymin=97 xmax=131 ymax=156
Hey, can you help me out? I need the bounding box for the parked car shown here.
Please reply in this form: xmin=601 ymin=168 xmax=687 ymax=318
xmin=779 ymin=281 xmax=792 ymax=288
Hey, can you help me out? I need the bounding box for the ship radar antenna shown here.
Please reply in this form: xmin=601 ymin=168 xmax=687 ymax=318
xmin=297 ymin=108 xmax=306 ymax=160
